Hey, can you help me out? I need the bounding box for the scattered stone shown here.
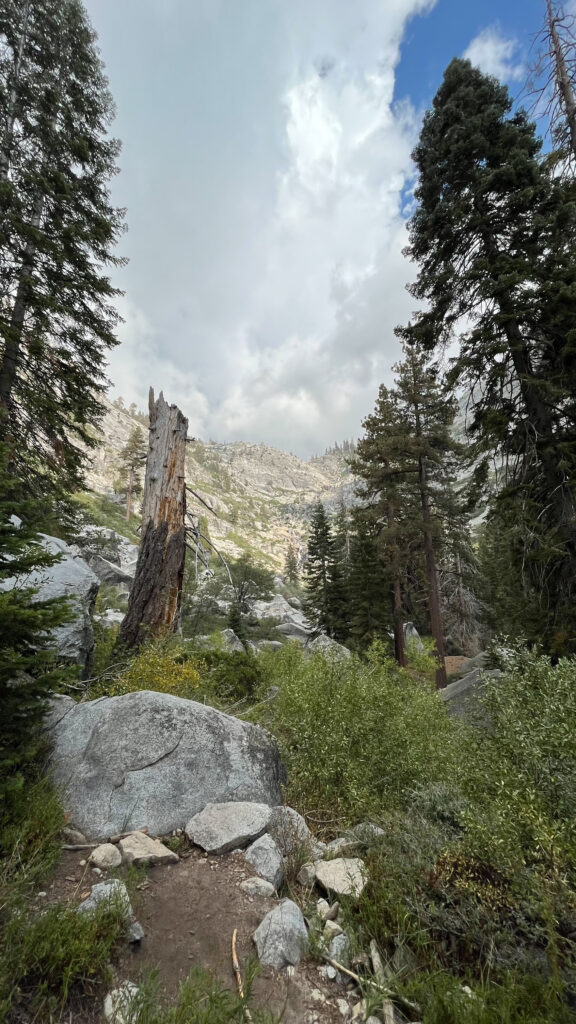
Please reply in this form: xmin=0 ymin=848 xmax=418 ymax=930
xmin=38 ymin=891 xmax=47 ymax=898
xmin=244 ymin=834 xmax=284 ymax=889
xmin=127 ymin=920 xmax=145 ymax=943
xmin=326 ymin=900 xmax=340 ymax=921
xmin=240 ymin=877 xmax=276 ymax=898
xmin=351 ymin=1000 xmax=368 ymax=1021
xmin=319 ymin=965 xmax=337 ymax=981
xmin=47 ymin=690 xmax=284 ymax=839
xmin=316 ymin=898 xmax=330 ymax=920
xmin=348 ymin=822 xmax=385 ymax=844
xmin=253 ymin=899 xmax=309 ymax=968
xmin=323 ymin=920 xmax=343 ymax=940
xmin=310 ymin=988 xmax=327 ymax=1003
xmin=307 ymin=634 xmax=351 ymax=659
xmin=92 ymin=867 xmax=103 ymax=877
xmin=297 ymin=862 xmax=317 ymax=886
xmin=367 ymin=1018 xmax=384 ymax=1024
xmin=268 ymin=805 xmax=313 ymax=855
xmin=79 ymin=859 xmax=86 ymax=867
xmin=220 ymin=628 xmax=245 ymax=653
xmin=78 ymin=878 xmax=131 ymax=919
xmin=185 ymin=802 xmax=272 ymax=854
xmin=326 ymin=837 xmax=350 ymax=854
xmin=315 ymin=858 xmax=368 ymax=898
xmin=103 ymin=981 xmax=140 ymax=1023
xmin=119 ymin=831 xmax=179 ymax=866
xmin=89 ymin=843 xmax=122 ymax=870
xmin=62 ymin=826 xmax=88 ymax=845
xmin=328 ymin=932 xmax=350 ymax=964
xmin=336 ymin=998 xmax=349 ymax=1016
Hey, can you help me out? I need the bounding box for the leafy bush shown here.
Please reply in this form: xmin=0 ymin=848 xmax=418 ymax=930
xmin=195 ymin=649 xmax=264 ymax=704
xmin=254 ymin=641 xmax=460 ymax=821
xmin=0 ymin=897 xmax=128 ymax=1018
xmin=91 ymin=642 xmax=201 ymax=699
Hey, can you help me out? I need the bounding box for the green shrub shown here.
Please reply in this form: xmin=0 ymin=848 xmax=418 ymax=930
xmin=91 ymin=641 xmax=201 ymax=699
xmin=196 ymin=649 xmax=264 ymax=704
xmin=254 ymin=641 xmax=460 ymax=822
xmin=0 ymin=897 xmax=128 ymax=1018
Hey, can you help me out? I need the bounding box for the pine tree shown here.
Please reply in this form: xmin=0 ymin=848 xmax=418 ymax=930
xmin=116 ymin=426 xmax=147 ymax=521
xmin=0 ymin=448 xmax=69 ymax=804
xmin=0 ymin=0 xmax=124 ymax=495
xmin=347 ymin=510 xmax=392 ymax=651
xmin=304 ymin=502 xmax=333 ymax=634
xmin=284 ymin=544 xmax=299 ymax=583
xmin=350 ymin=385 xmax=411 ymax=667
xmin=403 ymin=57 xmax=576 ymax=652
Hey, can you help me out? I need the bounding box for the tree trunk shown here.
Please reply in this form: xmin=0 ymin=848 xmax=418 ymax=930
xmin=387 ymin=499 xmax=406 ymax=667
xmin=0 ymin=0 xmax=32 ymax=184
xmin=418 ymin=455 xmax=447 ymax=689
xmin=547 ymin=0 xmax=576 ymax=162
xmin=0 ymin=192 xmax=43 ymax=435
xmin=119 ymin=389 xmax=188 ymax=650
xmin=125 ymin=465 xmax=134 ymax=522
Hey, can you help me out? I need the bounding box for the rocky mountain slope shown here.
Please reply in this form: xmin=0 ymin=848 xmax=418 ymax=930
xmin=84 ymin=397 xmax=354 ymax=567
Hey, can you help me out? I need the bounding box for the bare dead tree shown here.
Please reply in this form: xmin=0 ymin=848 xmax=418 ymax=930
xmin=527 ymin=0 xmax=576 ymax=169
xmin=119 ymin=389 xmax=188 ymax=649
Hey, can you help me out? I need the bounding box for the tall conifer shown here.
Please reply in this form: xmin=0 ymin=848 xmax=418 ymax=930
xmin=0 ymin=0 xmax=124 ymax=494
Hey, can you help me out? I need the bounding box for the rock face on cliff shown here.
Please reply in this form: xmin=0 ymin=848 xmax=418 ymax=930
xmin=83 ymin=398 xmax=354 ymax=568
xmin=47 ymin=690 xmax=285 ymax=839
xmin=0 ymin=535 xmax=99 ymax=669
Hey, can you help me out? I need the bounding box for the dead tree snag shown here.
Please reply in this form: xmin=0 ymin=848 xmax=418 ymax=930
xmin=119 ymin=389 xmax=188 ymax=650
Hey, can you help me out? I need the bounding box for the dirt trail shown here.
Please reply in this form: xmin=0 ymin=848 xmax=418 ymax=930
xmin=47 ymin=847 xmax=350 ymax=1023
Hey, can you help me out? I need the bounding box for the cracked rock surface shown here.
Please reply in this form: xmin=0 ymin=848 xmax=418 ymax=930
xmin=47 ymin=690 xmax=285 ymax=839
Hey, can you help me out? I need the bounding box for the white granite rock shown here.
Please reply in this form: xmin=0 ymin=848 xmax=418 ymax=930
xmin=118 ymin=831 xmax=179 ymax=866
xmin=244 ymin=833 xmax=284 ymax=889
xmin=253 ymin=899 xmax=308 ymax=968
xmin=185 ymin=801 xmax=272 ymax=854
xmin=315 ymin=858 xmax=368 ymax=898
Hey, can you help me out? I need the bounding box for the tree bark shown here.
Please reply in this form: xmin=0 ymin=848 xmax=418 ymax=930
xmin=418 ymin=455 xmax=447 ymax=689
xmin=387 ymin=499 xmax=406 ymax=667
xmin=119 ymin=389 xmax=188 ymax=650
xmin=547 ymin=0 xmax=576 ymax=163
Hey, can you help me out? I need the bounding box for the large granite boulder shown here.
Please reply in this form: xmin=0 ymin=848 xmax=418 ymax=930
xmin=47 ymin=690 xmax=285 ymax=839
xmin=0 ymin=534 xmax=99 ymax=670
xmin=441 ymin=667 xmax=502 ymax=720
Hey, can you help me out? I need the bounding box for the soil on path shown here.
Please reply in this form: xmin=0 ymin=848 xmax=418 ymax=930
xmin=44 ymin=846 xmax=351 ymax=1023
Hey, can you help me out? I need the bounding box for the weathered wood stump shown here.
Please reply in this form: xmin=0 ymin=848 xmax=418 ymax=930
xmin=119 ymin=389 xmax=188 ymax=650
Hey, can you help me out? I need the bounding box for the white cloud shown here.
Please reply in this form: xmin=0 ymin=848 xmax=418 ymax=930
xmin=87 ymin=0 xmax=436 ymax=455
xmin=463 ymin=26 xmax=524 ymax=82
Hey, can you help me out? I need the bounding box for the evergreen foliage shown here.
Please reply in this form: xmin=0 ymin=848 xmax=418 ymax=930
xmin=283 ymin=543 xmax=299 ymax=583
xmin=304 ymin=501 xmax=349 ymax=640
xmin=0 ymin=451 xmax=69 ymax=804
xmin=115 ymin=425 xmax=148 ymax=519
xmin=403 ymin=57 xmax=576 ymax=653
xmin=0 ymin=0 xmax=125 ymax=495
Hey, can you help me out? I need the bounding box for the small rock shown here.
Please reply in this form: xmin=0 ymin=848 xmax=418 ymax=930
xmin=351 ymin=1001 xmax=368 ymax=1021
xmin=79 ymin=859 xmax=86 ymax=867
xmin=253 ymin=899 xmax=308 ymax=968
xmin=38 ymin=891 xmax=47 ymax=898
xmin=323 ymin=919 xmax=343 ymax=940
xmin=326 ymin=900 xmax=340 ymax=921
xmin=127 ymin=919 xmax=145 ymax=943
xmin=315 ymin=858 xmax=368 ymax=898
xmin=118 ymin=831 xmax=179 ymax=867
xmin=316 ymin=898 xmax=331 ymax=920
xmin=77 ymin=878 xmax=132 ymax=920
xmin=62 ymin=826 xmax=88 ymax=845
xmin=318 ymin=965 xmax=337 ymax=981
xmin=92 ymin=867 xmax=103 ymax=877
xmin=240 ymin=877 xmax=276 ymax=898
xmin=329 ymin=932 xmax=350 ymax=964
xmin=297 ymin=862 xmax=317 ymax=886
xmin=244 ymin=834 xmax=284 ymax=889
xmin=336 ymin=998 xmax=349 ymax=1016
xmin=185 ymin=802 xmax=272 ymax=854
xmin=310 ymin=988 xmax=327 ymax=1003
xmin=103 ymin=981 xmax=140 ymax=1023
xmin=326 ymin=837 xmax=350 ymax=854
xmin=367 ymin=1018 xmax=383 ymax=1024
xmin=268 ymin=805 xmax=313 ymax=856
xmin=89 ymin=843 xmax=122 ymax=870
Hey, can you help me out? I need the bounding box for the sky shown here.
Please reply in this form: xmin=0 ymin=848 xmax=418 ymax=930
xmin=84 ymin=0 xmax=549 ymax=457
